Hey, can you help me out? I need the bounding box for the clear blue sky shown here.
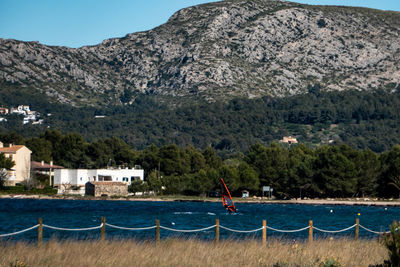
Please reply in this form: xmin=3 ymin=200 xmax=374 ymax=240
xmin=0 ymin=0 xmax=399 ymax=48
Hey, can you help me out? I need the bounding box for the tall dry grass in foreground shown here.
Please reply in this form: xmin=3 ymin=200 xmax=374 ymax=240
xmin=0 ymin=238 xmax=387 ymax=267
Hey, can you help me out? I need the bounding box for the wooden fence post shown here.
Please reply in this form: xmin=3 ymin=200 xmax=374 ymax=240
xmin=262 ymin=220 xmax=267 ymax=246
xmin=38 ymin=218 xmax=43 ymax=245
xmin=155 ymin=219 xmax=160 ymax=245
xmin=100 ymin=217 xmax=106 ymax=242
xmin=355 ymin=218 xmax=359 ymax=241
xmin=308 ymin=220 xmax=313 ymax=243
xmin=215 ymin=219 xmax=220 ymax=244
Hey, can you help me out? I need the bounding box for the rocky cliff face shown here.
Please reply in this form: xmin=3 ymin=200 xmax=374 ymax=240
xmin=1 ymin=0 xmax=400 ymax=106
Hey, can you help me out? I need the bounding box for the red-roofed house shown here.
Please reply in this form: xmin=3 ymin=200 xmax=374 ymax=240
xmin=0 ymin=107 xmax=8 ymax=115
xmin=31 ymin=160 xmax=64 ymax=186
xmin=0 ymin=141 xmax=32 ymax=186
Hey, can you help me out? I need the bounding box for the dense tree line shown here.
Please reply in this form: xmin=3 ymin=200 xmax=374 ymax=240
xmin=2 ymin=83 xmax=400 ymax=154
xmin=1 ymin=130 xmax=399 ymax=198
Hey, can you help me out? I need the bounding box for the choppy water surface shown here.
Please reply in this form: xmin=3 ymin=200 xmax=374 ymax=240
xmin=0 ymin=199 xmax=398 ymax=241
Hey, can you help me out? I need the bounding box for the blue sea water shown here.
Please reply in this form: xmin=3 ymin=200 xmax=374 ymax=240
xmin=0 ymin=199 xmax=398 ymax=242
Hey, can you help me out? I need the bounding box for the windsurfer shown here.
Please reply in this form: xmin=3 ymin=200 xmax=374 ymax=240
xmin=224 ymin=204 xmax=231 ymax=213
xmin=227 ymin=205 xmax=236 ymax=213
xmin=220 ymin=178 xmax=237 ymax=213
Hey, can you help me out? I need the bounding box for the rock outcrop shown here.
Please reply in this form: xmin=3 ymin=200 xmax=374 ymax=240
xmin=0 ymin=0 xmax=399 ymax=106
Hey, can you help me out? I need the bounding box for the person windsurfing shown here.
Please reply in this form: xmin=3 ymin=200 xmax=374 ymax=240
xmin=220 ymin=178 xmax=237 ymax=213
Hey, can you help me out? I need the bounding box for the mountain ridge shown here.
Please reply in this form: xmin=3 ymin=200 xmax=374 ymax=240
xmin=0 ymin=0 xmax=400 ymax=106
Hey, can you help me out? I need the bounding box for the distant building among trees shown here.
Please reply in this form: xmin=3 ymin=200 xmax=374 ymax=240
xmin=280 ymin=136 xmax=298 ymax=145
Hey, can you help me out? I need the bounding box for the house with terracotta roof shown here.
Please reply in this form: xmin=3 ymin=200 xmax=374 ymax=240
xmin=31 ymin=161 xmax=64 ymax=186
xmin=0 ymin=107 xmax=8 ymax=115
xmin=0 ymin=141 xmax=32 ymax=186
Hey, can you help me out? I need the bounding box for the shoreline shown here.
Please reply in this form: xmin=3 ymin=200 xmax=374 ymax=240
xmin=0 ymin=194 xmax=399 ymax=206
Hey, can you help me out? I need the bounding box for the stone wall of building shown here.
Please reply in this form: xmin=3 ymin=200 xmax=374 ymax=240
xmin=85 ymin=182 xmax=128 ymax=197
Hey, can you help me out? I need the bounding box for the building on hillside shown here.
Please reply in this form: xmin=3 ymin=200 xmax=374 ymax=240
xmin=54 ymin=167 xmax=144 ymax=194
xmin=0 ymin=141 xmax=32 ymax=186
xmin=21 ymin=105 xmax=30 ymax=113
xmin=32 ymin=119 xmax=44 ymax=125
xmin=23 ymin=114 xmax=36 ymax=124
xmin=0 ymin=107 xmax=9 ymax=115
xmin=280 ymin=136 xmax=298 ymax=145
xmin=10 ymin=105 xmax=30 ymax=115
xmin=31 ymin=161 xmax=64 ymax=186
xmin=85 ymin=181 xmax=128 ymax=197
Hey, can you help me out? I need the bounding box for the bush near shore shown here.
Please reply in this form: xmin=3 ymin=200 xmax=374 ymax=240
xmin=0 ymin=238 xmax=388 ymax=267
xmin=0 ymin=185 xmax=57 ymax=195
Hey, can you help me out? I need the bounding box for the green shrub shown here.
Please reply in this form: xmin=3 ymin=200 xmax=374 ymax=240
xmin=319 ymin=257 xmax=341 ymax=267
xmin=1 ymin=185 xmax=25 ymax=194
xmin=0 ymin=185 xmax=57 ymax=195
xmin=384 ymin=221 xmax=400 ymax=267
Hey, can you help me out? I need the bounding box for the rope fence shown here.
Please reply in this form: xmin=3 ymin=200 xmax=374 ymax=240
xmin=359 ymin=224 xmax=390 ymax=235
xmin=160 ymin=225 xmax=216 ymax=233
xmin=219 ymin=225 xmax=264 ymax=233
xmin=0 ymin=217 xmax=396 ymax=245
xmin=0 ymin=224 xmax=39 ymax=238
xmin=266 ymin=225 xmax=310 ymax=233
xmin=42 ymin=223 xmax=103 ymax=231
xmin=106 ymin=223 xmax=156 ymax=231
xmin=313 ymin=224 xmax=356 ymax=233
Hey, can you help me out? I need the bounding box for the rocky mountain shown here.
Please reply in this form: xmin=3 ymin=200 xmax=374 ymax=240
xmin=1 ymin=0 xmax=400 ymax=106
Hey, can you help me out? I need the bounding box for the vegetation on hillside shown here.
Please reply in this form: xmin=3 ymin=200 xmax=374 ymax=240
xmin=1 ymin=84 xmax=400 ymax=154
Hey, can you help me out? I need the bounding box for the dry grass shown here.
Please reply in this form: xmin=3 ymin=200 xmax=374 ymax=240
xmin=0 ymin=238 xmax=387 ymax=267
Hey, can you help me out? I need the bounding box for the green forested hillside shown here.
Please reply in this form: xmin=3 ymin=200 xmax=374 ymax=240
xmin=1 ymin=83 xmax=400 ymax=154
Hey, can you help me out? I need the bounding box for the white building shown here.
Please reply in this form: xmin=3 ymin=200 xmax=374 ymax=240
xmin=32 ymin=119 xmax=44 ymax=125
xmin=54 ymin=167 xmax=144 ymax=189
xmin=11 ymin=105 xmax=30 ymax=115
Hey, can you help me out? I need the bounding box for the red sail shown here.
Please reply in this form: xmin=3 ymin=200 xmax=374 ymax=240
xmin=220 ymin=178 xmax=236 ymax=213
